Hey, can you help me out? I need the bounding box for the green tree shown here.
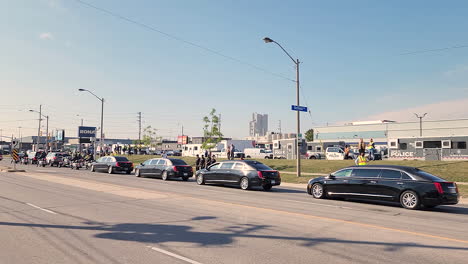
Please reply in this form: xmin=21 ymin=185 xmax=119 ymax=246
xmin=305 ymin=129 xmax=314 ymax=142
xmin=141 ymin=126 xmax=159 ymax=147
xmin=201 ymin=108 xmax=223 ymax=150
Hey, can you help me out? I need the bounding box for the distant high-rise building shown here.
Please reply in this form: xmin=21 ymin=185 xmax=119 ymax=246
xmin=249 ymin=113 xmax=268 ymax=137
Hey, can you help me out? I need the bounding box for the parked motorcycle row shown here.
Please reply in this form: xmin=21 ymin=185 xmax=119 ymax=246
xmin=14 ymin=151 xmax=95 ymax=170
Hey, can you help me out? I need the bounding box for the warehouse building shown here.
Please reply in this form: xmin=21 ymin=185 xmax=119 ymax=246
xmin=311 ymin=119 xmax=468 ymax=160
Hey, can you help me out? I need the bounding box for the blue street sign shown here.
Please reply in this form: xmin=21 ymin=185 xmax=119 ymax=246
xmin=291 ymin=105 xmax=308 ymax=112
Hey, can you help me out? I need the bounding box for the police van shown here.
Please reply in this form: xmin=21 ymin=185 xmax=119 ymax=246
xmin=325 ymin=147 xmax=347 ymax=160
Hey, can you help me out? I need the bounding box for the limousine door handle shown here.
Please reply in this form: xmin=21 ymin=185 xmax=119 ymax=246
xmin=397 ymin=182 xmax=404 ymax=185
xmin=369 ymin=180 xmax=377 ymax=184
xmin=343 ymin=179 xmax=349 ymax=183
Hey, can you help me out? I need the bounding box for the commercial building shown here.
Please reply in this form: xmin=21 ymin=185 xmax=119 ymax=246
xmin=249 ymin=113 xmax=268 ymax=137
xmin=311 ymin=119 xmax=468 ymax=160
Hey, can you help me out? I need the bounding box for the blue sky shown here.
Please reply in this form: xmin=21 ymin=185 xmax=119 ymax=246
xmin=1 ymin=0 xmax=468 ymax=140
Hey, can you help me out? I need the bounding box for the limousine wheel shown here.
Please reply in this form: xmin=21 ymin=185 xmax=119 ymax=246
xmin=240 ymin=177 xmax=250 ymax=190
xmin=90 ymin=165 xmax=95 ymax=172
xmin=108 ymin=166 xmax=113 ymax=174
xmin=311 ymin=183 xmax=325 ymax=199
xmin=135 ymin=169 xmax=141 ymax=177
xmin=400 ymin=190 xmax=421 ymax=210
xmin=196 ymin=174 xmax=205 ymax=185
xmin=162 ymin=171 xmax=168 ymax=181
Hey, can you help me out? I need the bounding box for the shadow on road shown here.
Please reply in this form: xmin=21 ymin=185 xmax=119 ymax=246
xmin=1 ymin=216 xmax=467 ymax=252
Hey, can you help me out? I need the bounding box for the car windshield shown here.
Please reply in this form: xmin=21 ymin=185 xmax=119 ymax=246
xmin=410 ymin=168 xmax=445 ymax=182
xmin=170 ymin=159 xmax=187 ymax=165
xmin=114 ymin=157 xmax=129 ymax=162
xmin=244 ymin=161 xmax=273 ymax=171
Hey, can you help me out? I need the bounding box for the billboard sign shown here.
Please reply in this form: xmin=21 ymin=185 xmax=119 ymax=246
xmin=56 ymin=130 xmax=65 ymax=141
xmin=177 ymin=135 xmax=188 ymax=145
xmin=78 ymin=126 xmax=96 ymax=138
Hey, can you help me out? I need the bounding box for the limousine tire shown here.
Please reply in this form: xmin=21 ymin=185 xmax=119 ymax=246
xmin=162 ymin=171 xmax=168 ymax=181
xmin=240 ymin=177 xmax=250 ymax=190
xmin=196 ymin=174 xmax=205 ymax=185
xmin=311 ymin=183 xmax=325 ymax=199
xmin=108 ymin=166 xmax=113 ymax=174
xmin=90 ymin=165 xmax=95 ymax=172
xmin=135 ymin=169 xmax=141 ymax=177
xmin=400 ymin=190 xmax=421 ymax=210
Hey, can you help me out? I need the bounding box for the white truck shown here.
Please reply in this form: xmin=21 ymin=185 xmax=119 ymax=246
xmin=244 ymin=148 xmax=274 ymax=159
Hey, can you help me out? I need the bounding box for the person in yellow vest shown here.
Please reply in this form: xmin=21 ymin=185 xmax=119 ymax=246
xmin=355 ymin=152 xmax=368 ymax=166
xmin=367 ymin=138 xmax=376 ymax=161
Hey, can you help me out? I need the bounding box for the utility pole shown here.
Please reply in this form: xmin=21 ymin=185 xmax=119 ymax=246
xmin=45 ymin=115 xmax=49 ymax=151
xmin=278 ymin=120 xmax=282 ymax=134
xmin=414 ymin=113 xmax=427 ymax=137
xmin=137 ymin=112 xmax=142 ymax=144
xmin=37 ymin=105 xmax=42 ymax=151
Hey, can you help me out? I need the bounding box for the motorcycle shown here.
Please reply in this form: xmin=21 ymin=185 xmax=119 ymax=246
xmin=21 ymin=157 xmax=29 ymax=165
xmin=71 ymin=159 xmax=84 ymax=170
xmin=37 ymin=158 xmax=47 ymax=167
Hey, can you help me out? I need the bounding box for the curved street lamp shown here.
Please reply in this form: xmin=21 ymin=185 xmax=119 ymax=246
xmin=29 ymin=107 xmax=49 ymax=151
xmin=79 ymin=89 xmax=104 ymax=157
xmin=263 ymin=37 xmax=302 ymax=177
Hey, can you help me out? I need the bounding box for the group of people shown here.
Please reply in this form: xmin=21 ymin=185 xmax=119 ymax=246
xmin=195 ymin=154 xmax=217 ymax=171
xmin=354 ymin=138 xmax=376 ymax=166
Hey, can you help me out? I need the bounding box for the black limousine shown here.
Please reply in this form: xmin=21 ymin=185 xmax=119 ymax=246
xmin=307 ymin=165 xmax=459 ymax=209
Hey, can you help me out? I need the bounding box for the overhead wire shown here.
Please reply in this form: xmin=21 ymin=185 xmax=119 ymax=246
xmin=73 ymin=0 xmax=295 ymax=83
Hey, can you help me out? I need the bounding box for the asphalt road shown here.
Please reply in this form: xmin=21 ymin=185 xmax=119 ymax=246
xmin=1 ymin=160 xmax=468 ymax=264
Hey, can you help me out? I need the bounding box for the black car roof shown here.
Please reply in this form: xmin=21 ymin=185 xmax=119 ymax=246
xmin=347 ymin=165 xmax=417 ymax=172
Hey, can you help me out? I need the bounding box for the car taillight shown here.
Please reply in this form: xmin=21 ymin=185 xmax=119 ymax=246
xmin=257 ymin=171 xmax=264 ymax=179
xmin=173 ymin=166 xmax=178 ymax=172
xmin=434 ymin=182 xmax=444 ymax=194
xmin=116 ymin=162 xmax=120 ymax=167
xmin=53 ymin=157 xmax=57 ymax=160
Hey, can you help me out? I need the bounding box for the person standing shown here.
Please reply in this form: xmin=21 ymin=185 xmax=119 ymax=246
xmin=205 ymin=155 xmax=211 ymax=169
xmin=344 ymin=145 xmax=350 ymax=160
xmin=195 ymin=154 xmax=201 ymax=171
xmin=200 ymin=155 xmax=206 ymax=169
xmin=211 ymin=155 xmax=217 ymax=165
xmin=162 ymin=151 xmax=168 ymax=159
xmin=355 ymin=152 xmax=368 ymax=166
xmin=230 ymin=144 xmax=235 ymax=160
xmin=367 ymin=138 xmax=375 ymax=161
xmin=227 ymin=145 xmax=231 ymax=160
xmin=358 ymin=138 xmax=366 ymax=155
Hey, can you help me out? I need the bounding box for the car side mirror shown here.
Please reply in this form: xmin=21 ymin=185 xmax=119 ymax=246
xmin=206 ymin=167 xmax=210 ymax=171
xmin=327 ymin=174 xmax=336 ymax=180
xmin=140 ymin=163 xmax=144 ymax=166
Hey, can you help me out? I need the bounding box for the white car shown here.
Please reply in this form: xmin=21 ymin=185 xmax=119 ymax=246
xmin=244 ymin=148 xmax=274 ymax=159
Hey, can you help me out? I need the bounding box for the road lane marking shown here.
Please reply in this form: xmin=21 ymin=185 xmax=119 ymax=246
xmin=25 ymin=203 xmax=57 ymax=215
xmin=147 ymin=246 xmax=203 ymax=264
xmin=16 ymin=171 xmax=468 ymax=245
xmin=283 ymin=199 xmax=354 ymax=210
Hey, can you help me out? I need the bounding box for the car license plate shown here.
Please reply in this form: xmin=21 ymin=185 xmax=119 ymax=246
xmin=271 ymin=180 xmax=276 ymax=184
xmin=184 ymin=173 xmax=188 ymax=176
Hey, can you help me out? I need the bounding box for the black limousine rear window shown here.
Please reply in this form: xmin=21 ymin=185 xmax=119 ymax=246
xmin=411 ymin=169 xmax=444 ymax=182
xmin=114 ymin=157 xmax=129 ymax=162
xmin=244 ymin=161 xmax=273 ymax=171
xmin=170 ymin=159 xmax=187 ymax=165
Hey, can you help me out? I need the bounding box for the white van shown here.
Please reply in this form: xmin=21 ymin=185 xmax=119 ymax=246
xmin=244 ymin=148 xmax=274 ymax=159
xmin=325 ymin=147 xmax=346 ymax=160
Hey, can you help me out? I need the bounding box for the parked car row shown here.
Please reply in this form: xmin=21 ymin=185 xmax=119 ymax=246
xmin=25 ymin=154 xmax=459 ymax=210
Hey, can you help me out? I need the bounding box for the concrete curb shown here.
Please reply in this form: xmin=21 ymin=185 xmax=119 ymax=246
xmin=0 ymin=166 xmax=26 ymax=173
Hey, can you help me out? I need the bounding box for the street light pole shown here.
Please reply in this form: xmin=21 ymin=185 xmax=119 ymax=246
xmin=414 ymin=113 xmax=427 ymax=137
xmin=78 ymin=89 xmax=104 ymax=157
xmin=264 ymin=37 xmax=301 ymax=177
xmin=37 ymin=105 xmax=42 ymax=151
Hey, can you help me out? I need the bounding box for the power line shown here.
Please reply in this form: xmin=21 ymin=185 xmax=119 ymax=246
xmin=73 ymin=0 xmax=294 ymax=82
xmin=399 ymin=44 xmax=468 ymax=55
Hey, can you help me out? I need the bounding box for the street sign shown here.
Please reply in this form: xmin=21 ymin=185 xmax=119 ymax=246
xmin=291 ymin=105 xmax=308 ymax=112
xmin=11 ymin=149 xmax=19 ymax=161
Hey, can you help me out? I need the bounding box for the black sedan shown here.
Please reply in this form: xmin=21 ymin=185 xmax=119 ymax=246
xmin=307 ymin=165 xmax=459 ymax=209
xmin=90 ymin=156 xmax=133 ymax=174
xmin=134 ymin=158 xmax=193 ymax=181
xmin=195 ymin=160 xmax=281 ymax=191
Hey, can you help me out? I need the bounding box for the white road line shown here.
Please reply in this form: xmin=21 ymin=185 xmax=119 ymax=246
xmin=147 ymin=246 xmax=203 ymax=264
xmin=25 ymin=203 xmax=57 ymax=215
xmin=284 ymin=199 xmax=354 ymax=210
